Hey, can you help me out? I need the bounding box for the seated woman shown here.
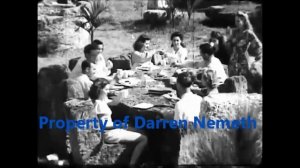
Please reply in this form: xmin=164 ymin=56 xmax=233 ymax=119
xmin=131 ymin=34 xmax=158 ymax=68
xmin=165 ymin=32 xmax=188 ymax=66
xmin=197 ymin=43 xmax=228 ymax=84
xmin=89 ymin=78 xmax=148 ymax=166
xmin=131 ymin=40 xmax=153 ymax=68
xmin=201 ymin=68 xmax=220 ymax=97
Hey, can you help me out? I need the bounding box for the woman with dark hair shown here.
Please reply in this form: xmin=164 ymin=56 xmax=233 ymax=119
xmin=166 ymin=32 xmax=188 ymax=65
xmin=225 ymin=11 xmax=262 ymax=77
xmin=89 ymin=78 xmax=148 ymax=166
xmin=210 ymin=31 xmax=230 ymax=65
xmin=131 ymin=34 xmax=157 ymax=68
xmin=197 ymin=43 xmax=227 ymax=84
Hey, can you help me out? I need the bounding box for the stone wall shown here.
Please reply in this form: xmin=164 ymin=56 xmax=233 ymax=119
xmin=38 ymin=3 xmax=90 ymax=56
xmin=38 ymin=65 xmax=70 ymax=159
xmin=64 ymin=99 xmax=126 ymax=165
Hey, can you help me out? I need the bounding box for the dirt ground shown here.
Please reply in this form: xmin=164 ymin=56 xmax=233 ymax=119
xmin=38 ymin=0 xmax=260 ymax=71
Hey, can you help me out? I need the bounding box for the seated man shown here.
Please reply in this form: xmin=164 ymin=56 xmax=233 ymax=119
xmin=197 ymin=43 xmax=228 ymax=85
xmin=74 ymin=60 xmax=94 ymax=99
xmin=174 ymin=71 xmax=203 ymax=124
xmin=69 ymin=43 xmax=115 ymax=81
xmin=92 ymin=39 xmax=113 ymax=76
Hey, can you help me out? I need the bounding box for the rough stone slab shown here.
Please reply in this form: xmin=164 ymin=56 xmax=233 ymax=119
xmin=218 ymin=76 xmax=248 ymax=94
xmin=64 ymin=99 xmax=126 ymax=165
xmin=200 ymin=93 xmax=262 ymax=121
xmin=179 ymin=93 xmax=262 ymax=165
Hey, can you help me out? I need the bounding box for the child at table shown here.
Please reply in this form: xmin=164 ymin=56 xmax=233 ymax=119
xmin=74 ymin=60 xmax=94 ymax=99
xmin=89 ymin=78 xmax=148 ymax=166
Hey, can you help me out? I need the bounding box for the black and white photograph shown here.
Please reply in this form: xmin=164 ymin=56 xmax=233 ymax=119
xmin=38 ymin=0 xmax=262 ymax=167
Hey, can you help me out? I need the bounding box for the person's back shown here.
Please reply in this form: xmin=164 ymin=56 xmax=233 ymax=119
xmin=75 ymin=74 xmax=92 ymax=99
xmin=69 ymin=57 xmax=85 ymax=79
xmin=175 ymin=92 xmax=202 ymax=122
xmin=174 ymin=71 xmax=202 ymax=123
xmin=208 ymin=56 xmax=227 ymax=83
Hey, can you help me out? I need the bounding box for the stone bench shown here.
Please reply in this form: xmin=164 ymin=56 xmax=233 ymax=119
xmin=64 ymin=99 xmax=126 ymax=165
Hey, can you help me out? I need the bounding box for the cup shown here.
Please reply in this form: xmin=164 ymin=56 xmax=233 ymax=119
xmin=170 ymin=77 xmax=177 ymax=85
xmin=116 ymin=69 xmax=123 ymax=79
xmin=123 ymin=70 xmax=129 ymax=79
xmin=120 ymin=89 xmax=129 ymax=98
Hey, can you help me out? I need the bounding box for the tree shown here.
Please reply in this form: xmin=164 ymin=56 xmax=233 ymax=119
xmin=185 ymin=0 xmax=203 ymax=25
xmin=80 ymin=0 xmax=109 ymax=42
xmin=133 ymin=0 xmax=146 ymax=18
xmin=165 ymin=0 xmax=176 ymax=28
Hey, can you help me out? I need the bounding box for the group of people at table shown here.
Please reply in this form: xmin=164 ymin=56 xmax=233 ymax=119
xmin=67 ymin=11 xmax=262 ymax=166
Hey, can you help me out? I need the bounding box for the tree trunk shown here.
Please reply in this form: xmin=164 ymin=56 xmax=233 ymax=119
xmin=171 ymin=10 xmax=175 ymax=28
xmin=90 ymin=28 xmax=94 ymax=43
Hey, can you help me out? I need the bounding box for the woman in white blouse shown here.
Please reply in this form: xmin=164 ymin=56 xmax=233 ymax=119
xmin=89 ymin=78 xmax=148 ymax=166
xmin=166 ymin=32 xmax=188 ymax=65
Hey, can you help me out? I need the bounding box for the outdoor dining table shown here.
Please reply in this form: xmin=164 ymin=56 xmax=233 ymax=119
xmin=108 ymin=65 xmax=203 ymax=122
xmin=107 ymin=65 xmax=183 ymax=165
xmin=109 ymin=67 xmax=177 ymax=120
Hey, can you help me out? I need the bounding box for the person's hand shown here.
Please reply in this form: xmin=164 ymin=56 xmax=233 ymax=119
xmin=225 ymin=26 xmax=232 ymax=37
xmin=106 ymin=60 xmax=113 ymax=70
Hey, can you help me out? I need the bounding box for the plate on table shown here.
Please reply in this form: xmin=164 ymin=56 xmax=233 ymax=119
xmin=136 ymin=67 xmax=151 ymax=71
xmin=133 ymin=103 xmax=154 ymax=109
xmin=162 ymin=93 xmax=180 ymax=101
xmin=148 ymin=88 xmax=172 ymax=93
xmin=124 ymin=70 xmax=136 ymax=77
xmin=118 ymin=78 xmax=139 ymax=87
xmin=110 ymin=85 xmax=125 ymax=90
xmin=154 ymin=75 xmax=169 ymax=81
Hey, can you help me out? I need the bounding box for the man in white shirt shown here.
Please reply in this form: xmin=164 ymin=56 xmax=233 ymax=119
xmin=69 ymin=43 xmax=115 ymax=81
xmin=69 ymin=43 xmax=99 ymax=79
xmin=93 ymin=40 xmax=113 ymax=76
xmin=174 ymin=71 xmax=203 ymax=123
